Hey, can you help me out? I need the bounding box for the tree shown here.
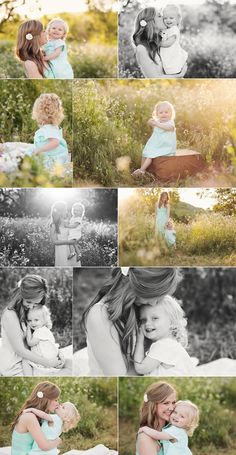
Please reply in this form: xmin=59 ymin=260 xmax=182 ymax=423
xmin=213 ymin=188 xmax=236 ymax=215
xmin=0 ymin=0 xmax=26 ymax=26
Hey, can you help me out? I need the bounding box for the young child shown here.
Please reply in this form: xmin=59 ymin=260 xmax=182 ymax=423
xmin=44 ymin=18 xmax=74 ymax=79
xmin=0 ymin=94 xmax=69 ymax=172
xmin=24 ymin=402 xmax=80 ymax=455
xmin=160 ymin=4 xmax=188 ymax=75
xmin=22 ymin=305 xmax=59 ymax=376
xmin=164 ymin=219 xmax=176 ymax=247
xmin=134 ymin=295 xmax=195 ymax=376
xmin=132 ymin=101 xmax=176 ymax=175
xmin=66 ymin=202 xmax=85 ymax=262
xmin=156 ymin=191 xmax=170 ymax=236
xmin=139 ymin=400 xmax=199 ymax=455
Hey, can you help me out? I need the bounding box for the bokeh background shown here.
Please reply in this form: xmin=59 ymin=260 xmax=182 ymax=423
xmin=0 ymin=188 xmax=118 ymax=266
xmin=0 ymin=267 xmax=72 ymax=347
xmin=0 ymin=0 xmax=117 ymax=78
xmin=0 ymin=377 xmax=117 ymax=453
xmin=73 ymin=267 xmax=236 ymax=365
xmin=119 ymin=0 xmax=236 ymax=78
xmin=72 ymin=79 xmax=236 ymax=188
xmin=119 ymin=377 xmax=236 ymax=455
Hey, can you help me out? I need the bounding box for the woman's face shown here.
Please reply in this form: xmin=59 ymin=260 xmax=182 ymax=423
xmin=39 ymin=30 xmax=47 ymax=45
xmin=154 ymin=10 xmax=166 ymax=32
xmin=47 ymin=398 xmax=60 ymax=412
xmin=22 ymin=295 xmax=44 ymax=310
xmin=156 ymin=392 xmax=177 ymax=422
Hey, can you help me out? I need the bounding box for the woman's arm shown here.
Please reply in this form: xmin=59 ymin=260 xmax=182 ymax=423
xmin=23 ymin=408 xmax=53 ymax=422
xmin=137 ymin=432 xmax=161 ymax=455
xmin=86 ymin=303 xmax=127 ymax=375
xmin=44 ymin=47 xmax=62 ymax=61
xmin=33 ymin=138 xmax=60 ymax=155
xmin=24 ymin=60 xmax=43 ymax=79
xmin=2 ymin=311 xmax=63 ymax=368
xmin=167 ymin=204 xmax=170 ymax=219
xmin=50 ymin=225 xmax=76 ymax=246
xmin=23 ymin=413 xmax=60 ymax=451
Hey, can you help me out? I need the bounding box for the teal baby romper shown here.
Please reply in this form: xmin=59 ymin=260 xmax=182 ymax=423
xmin=11 ymin=429 xmax=34 ymax=454
xmin=26 ymin=124 xmax=69 ymax=170
xmin=156 ymin=206 xmax=169 ymax=235
xmin=143 ymin=121 xmax=176 ymax=158
xmin=29 ymin=414 xmax=62 ymax=455
xmin=44 ymin=40 xmax=74 ymax=79
xmin=164 ymin=228 xmax=176 ymax=246
xmin=161 ymin=426 xmax=192 ymax=455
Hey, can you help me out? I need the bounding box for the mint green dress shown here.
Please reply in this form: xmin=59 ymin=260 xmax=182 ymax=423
xmin=156 ymin=206 xmax=169 ymax=235
xmin=44 ymin=40 xmax=74 ymax=79
xmin=161 ymin=426 xmax=192 ymax=455
xmin=29 ymin=414 xmax=62 ymax=455
xmin=11 ymin=429 xmax=34 ymax=454
xmin=25 ymin=125 xmax=69 ymax=170
xmin=142 ymin=121 xmax=176 ymax=158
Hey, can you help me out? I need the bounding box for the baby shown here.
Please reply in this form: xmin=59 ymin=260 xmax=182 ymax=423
xmin=160 ymin=4 xmax=188 ymax=75
xmin=164 ymin=219 xmax=176 ymax=247
xmin=139 ymin=400 xmax=199 ymax=455
xmin=24 ymin=402 xmax=80 ymax=455
xmin=66 ymin=202 xmax=85 ymax=262
xmin=44 ymin=18 xmax=74 ymax=79
xmin=22 ymin=305 xmax=59 ymax=376
xmin=134 ymin=296 xmax=195 ymax=376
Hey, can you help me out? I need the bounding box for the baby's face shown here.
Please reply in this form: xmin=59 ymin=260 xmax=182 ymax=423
xmin=48 ymin=22 xmax=65 ymax=40
xmin=55 ymin=403 xmax=70 ymax=421
xmin=163 ymin=8 xmax=178 ymax=27
xmin=139 ymin=304 xmax=171 ymax=341
xmin=157 ymin=106 xmax=172 ymax=122
xmin=73 ymin=207 xmax=82 ymax=217
xmin=170 ymin=404 xmax=189 ymax=429
xmin=27 ymin=309 xmax=44 ymax=330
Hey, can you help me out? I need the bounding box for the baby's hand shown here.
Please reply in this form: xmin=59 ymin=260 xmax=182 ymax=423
xmin=137 ymin=326 xmax=145 ymax=340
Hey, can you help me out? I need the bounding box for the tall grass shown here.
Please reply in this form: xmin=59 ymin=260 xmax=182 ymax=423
xmin=73 ymin=80 xmax=236 ymax=187
xmin=0 ymin=216 xmax=117 ymax=266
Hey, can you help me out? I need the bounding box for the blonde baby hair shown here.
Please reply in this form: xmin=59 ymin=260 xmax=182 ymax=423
xmin=166 ymin=218 xmax=174 ymax=228
xmin=162 ymin=4 xmax=182 ymax=26
xmin=32 ymin=93 xmax=64 ymax=126
xmin=175 ymin=400 xmax=199 ymax=436
xmin=61 ymin=402 xmax=81 ymax=432
xmin=46 ymin=18 xmax=69 ymax=39
xmin=27 ymin=305 xmax=53 ymax=329
xmin=156 ymin=295 xmax=188 ymax=347
xmin=72 ymin=202 xmax=85 ymax=218
xmin=153 ymin=101 xmax=175 ymax=120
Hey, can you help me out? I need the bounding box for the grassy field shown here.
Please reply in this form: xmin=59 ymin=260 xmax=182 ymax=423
xmin=0 ymin=216 xmax=117 ymax=266
xmin=73 ymin=79 xmax=236 ymax=188
xmin=119 ymin=201 xmax=236 ymax=266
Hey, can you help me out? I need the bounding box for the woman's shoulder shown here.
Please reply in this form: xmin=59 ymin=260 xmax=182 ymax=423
xmin=135 ymin=44 xmax=148 ymax=56
xmin=18 ymin=412 xmax=38 ymax=426
xmin=136 ymin=432 xmax=158 ymax=450
xmin=24 ymin=60 xmax=38 ymax=70
xmin=87 ymin=300 xmax=107 ymax=322
xmin=1 ymin=308 xmax=18 ymax=324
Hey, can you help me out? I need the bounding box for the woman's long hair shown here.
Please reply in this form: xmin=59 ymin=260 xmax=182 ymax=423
xmin=50 ymin=201 xmax=67 ymax=234
xmin=140 ymin=381 xmax=176 ymax=430
xmin=133 ymin=7 xmax=161 ymax=62
xmin=16 ymin=20 xmax=47 ymax=77
xmin=83 ymin=268 xmax=182 ymax=357
xmin=11 ymin=381 xmax=60 ymax=430
xmin=6 ymin=274 xmax=48 ymax=330
xmin=158 ymin=191 xmax=170 ymax=208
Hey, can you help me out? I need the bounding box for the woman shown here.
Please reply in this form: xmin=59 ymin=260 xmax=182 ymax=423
xmin=0 ymin=274 xmax=65 ymax=376
xmin=16 ymin=20 xmax=55 ymax=79
xmin=75 ymin=267 xmax=182 ymax=376
xmin=12 ymin=381 xmax=61 ymax=454
xmin=155 ymin=192 xmax=170 ymax=236
xmin=132 ymin=8 xmax=187 ymax=79
xmin=50 ymin=201 xmax=81 ymax=266
xmin=136 ymin=382 xmax=177 ymax=455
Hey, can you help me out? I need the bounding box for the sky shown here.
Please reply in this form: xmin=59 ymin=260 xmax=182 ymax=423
xmin=15 ymin=0 xmax=87 ymax=16
xmin=118 ymin=188 xmax=216 ymax=209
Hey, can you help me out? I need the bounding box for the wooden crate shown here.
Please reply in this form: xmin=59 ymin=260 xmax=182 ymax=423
xmin=149 ymin=149 xmax=206 ymax=181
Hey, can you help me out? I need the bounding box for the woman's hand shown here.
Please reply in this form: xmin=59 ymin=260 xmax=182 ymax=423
xmin=45 ymin=356 xmax=64 ymax=369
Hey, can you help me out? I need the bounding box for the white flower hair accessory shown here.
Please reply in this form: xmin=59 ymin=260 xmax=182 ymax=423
xmin=26 ymin=33 xmax=33 ymax=40
xmin=121 ymin=267 xmax=129 ymax=276
xmin=37 ymin=391 xmax=44 ymax=399
xmin=17 ymin=279 xmax=22 ymax=288
xmin=144 ymin=393 xmax=148 ymax=403
xmin=140 ymin=20 xmax=147 ymax=27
